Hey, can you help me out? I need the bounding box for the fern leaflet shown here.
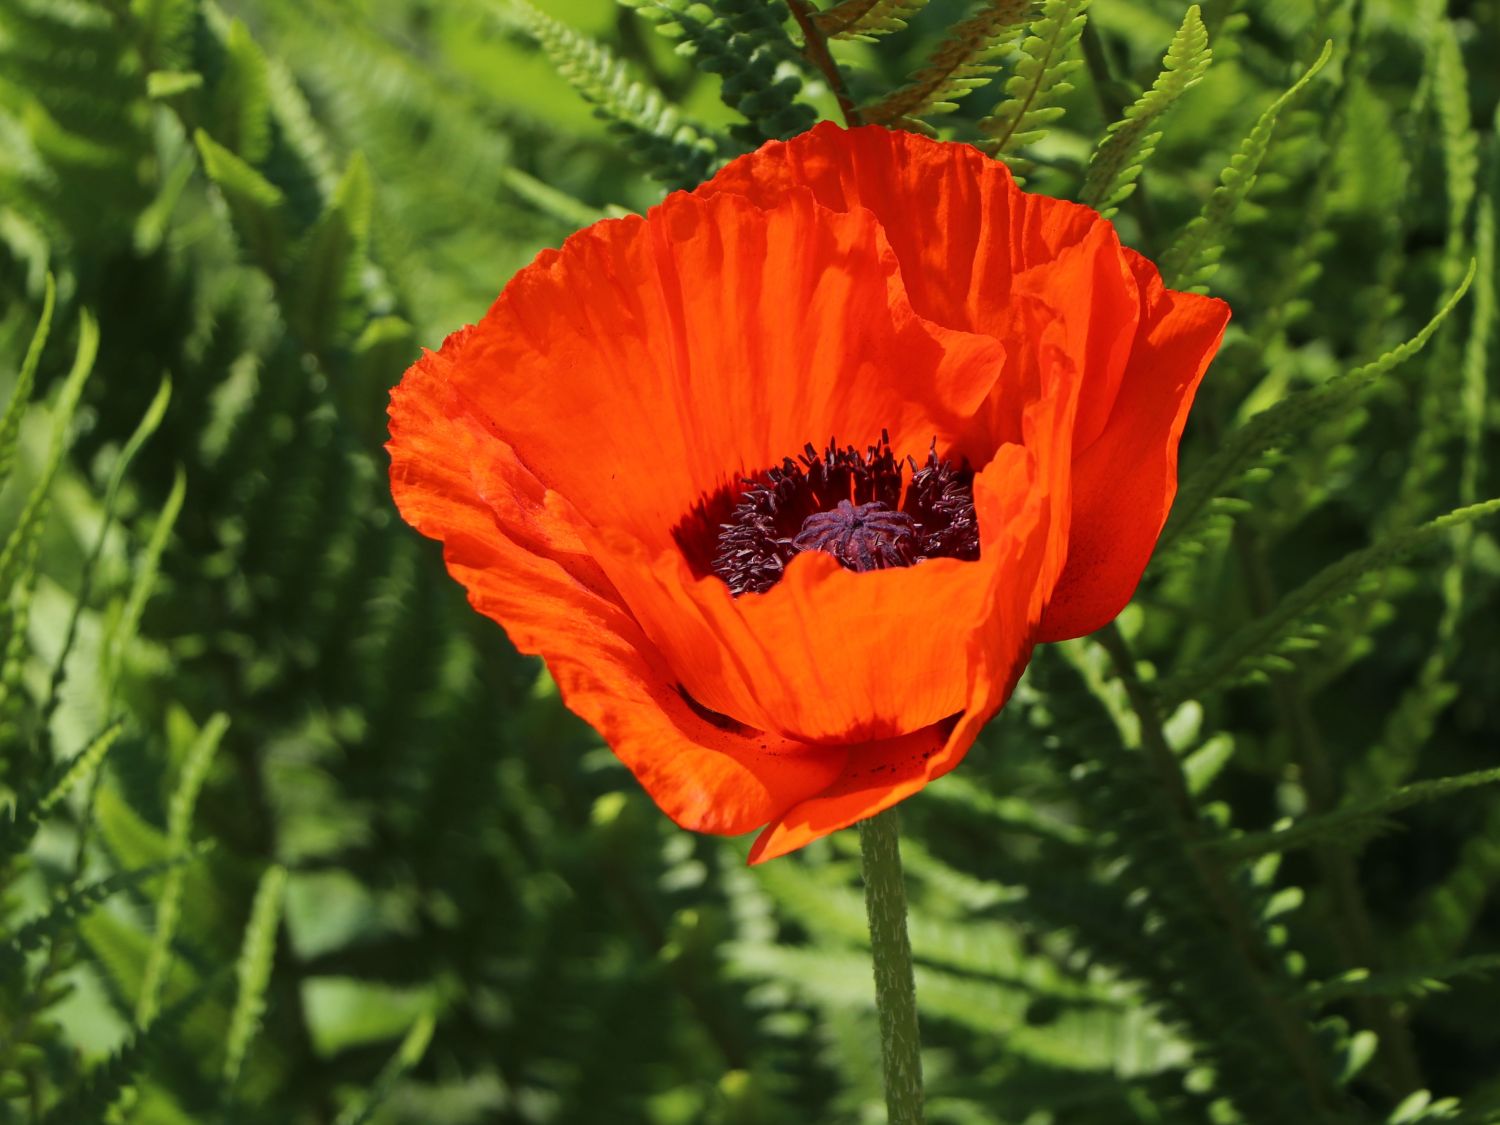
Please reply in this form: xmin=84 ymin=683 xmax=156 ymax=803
xmin=511 ymin=0 xmax=722 ymax=187
xmin=1159 ymin=40 xmax=1332 ymax=290
xmin=813 ymin=0 xmax=928 ymax=39
xmin=979 ymin=0 xmax=1090 ymax=173
xmin=223 ymin=863 xmax=287 ymax=1089
xmin=1166 ymin=496 xmax=1500 ymax=703
xmin=0 ymin=274 xmax=54 ymax=490
xmin=863 ymin=0 xmax=1030 ymax=129
xmin=1211 ymin=765 xmax=1500 ymax=862
xmin=1079 ymin=5 xmax=1212 ymax=216
xmin=1160 ymin=262 xmax=1475 ymax=559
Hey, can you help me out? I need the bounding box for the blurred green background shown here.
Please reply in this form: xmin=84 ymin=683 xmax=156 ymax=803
xmin=2 ymin=0 xmax=1499 ymax=1122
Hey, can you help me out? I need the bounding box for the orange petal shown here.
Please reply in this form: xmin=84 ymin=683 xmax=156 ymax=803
xmin=700 ymin=123 xmax=1141 ymax=450
xmin=1037 ymin=252 xmax=1231 ymax=642
xmin=389 ymin=345 xmax=845 ymax=834
xmin=441 ymin=186 xmax=1006 ymax=558
xmin=748 ymin=443 xmax=1057 ymax=862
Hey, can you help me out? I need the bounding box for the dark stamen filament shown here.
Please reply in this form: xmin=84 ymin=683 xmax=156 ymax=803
xmin=711 ymin=431 xmax=979 ymax=596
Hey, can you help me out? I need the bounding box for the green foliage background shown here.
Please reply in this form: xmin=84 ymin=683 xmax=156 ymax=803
xmin=1 ymin=0 xmax=1498 ymax=1122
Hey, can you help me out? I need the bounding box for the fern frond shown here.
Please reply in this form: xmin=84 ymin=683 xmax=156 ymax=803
xmin=132 ymin=0 xmax=198 ymax=71
xmin=510 ymin=0 xmax=722 ymax=187
xmin=0 ymin=307 xmax=98 ymax=599
xmin=103 ymin=466 xmax=185 ymax=694
xmin=1430 ymin=17 xmax=1479 ymax=291
xmin=0 ymin=721 xmax=123 ymax=865
xmin=9 ymin=856 xmax=186 ymax=956
xmin=194 ymin=128 xmax=287 ymax=270
xmin=38 ymin=986 xmax=201 ymax=1125
xmin=1158 ymin=40 xmax=1332 ymax=290
xmin=210 ymin=18 xmax=274 ymax=165
xmin=136 ymin=713 xmax=229 ymax=1028
xmin=333 ymin=1013 xmax=437 ymax=1125
xmin=222 ymin=863 xmax=287 ymax=1089
xmin=41 ymin=374 xmax=171 ymax=728
xmin=0 ymin=274 xmax=53 ymax=490
xmin=621 ymin=0 xmax=817 ymax=142
xmin=813 ymin=0 xmax=928 ymax=40
xmin=1399 ymin=798 xmax=1500 ymax=966
xmin=862 ymin=0 xmax=1030 ymax=128
xmin=1159 ymin=262 xmax=1475 ymax=558
xmin=1309 ymin=955 xmax=1500 ymax=1006
xmin=288 ymin=152 xmax=372 ymax=356
xmin=1079 ymin=5 xmax=1212 ymax=216
xmin=1166 ymin=497 xmax=1500 ymax=702
xmin=978 ymin=0 xmax=1090 ymax=174
xmin=1212 ymin=765 xmax=1500 ymax=862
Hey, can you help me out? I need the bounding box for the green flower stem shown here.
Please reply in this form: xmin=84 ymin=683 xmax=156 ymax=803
xmin=858 ymin=808 xmax=925 ymax=1125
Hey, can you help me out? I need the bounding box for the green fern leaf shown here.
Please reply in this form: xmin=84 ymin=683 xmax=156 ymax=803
xmin=136 ymin=713 xmax=230 ymax=1029
xmin=333 ymin=1013 xmax=437 ymax=1125
xmin=131 ymin=0 xmax=198 ymax=71
xmin=194 ymin=128 xmax=287 ymax=270
xmin=1079 ymin=5 xmax=1212 ymax=216
xmin=978 ymin=0 xmax=1091 ymax=174
xmin=1166 ymin=496 xmax=1500 ymax=702
xmin=41 ymin=374 xmax=171 ymax=727
xmin=621 ymin=0 xmax=817 ymax=142
xmin=511 ymin=0 xmax=722 ymax=187
xmin=1308 ymin=955 xmax=1500 ymax=1006
xmin=862 ymin=0 xmax=1030 ymax=128
xmin=9 ymin=856 xmax=187 ymax=957
xmin=1158 ymin=40 xmax=1332 ymax=290
xmin=223 ymin=863 xmax=287 ymax=1089
xmin=0 ymin=308 xmax=98 ymax=600
xmin=0 ymin=274 xmax=54 ymax=491
xmin=813 ymin=0 xmax=929 ymax=40
xmin=289 ymin=152 xmax=373 ymax=355
xmin=1398 ymin=799 xmax=1500 ymax=966
xmin=1430 ymin=17 xmax=1479 ymax=291
xmin=103 ymin=466 xmax=186 ymax=695
xmin=1159 ymin=262 xmax=1475 ymax=559
xmin=210 ymin=17 xmax=274 ymax=165
xmin=1212 ymin=764 xmax=1500 ymax=862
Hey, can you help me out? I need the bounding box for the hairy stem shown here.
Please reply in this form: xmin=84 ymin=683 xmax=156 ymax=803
xmin=858 ymin=808 xmax=924 ymax=1124
xmin=786 ymin=0 xmax=863 ymax=126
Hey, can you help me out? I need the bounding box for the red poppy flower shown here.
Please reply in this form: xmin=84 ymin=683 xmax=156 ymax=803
xmin=387 ymin=123 xmax=1229 ymax=862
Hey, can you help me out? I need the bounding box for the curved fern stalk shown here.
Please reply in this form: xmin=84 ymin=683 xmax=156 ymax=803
xmin=136 ymin=713 xmax=229 ymax=1029
xmin=222 ymin=864 xmax=287 ymax=1092
xmin=1398 ymin=800 xmax=1500 ymax=969
xmin=102 ymin=467 xmax=184 ymax=697
xmin=1430 ymin=17 xmax=1479 ymax=294
xmin=508 ymin=0 xmax=722 ymax=188
xmin=618 ymin=0 xmax=817 ymax=143
xmin=0 ymin=274 xmax=54 ymax=490
xmin=333 ymin=1014 xmax=437 ymax=1125
xmin=1158 ymin=260 xmax=1475 ymax=559
xmin=813 ymin=0 xmax=928 ymax=40
xmin=1078 ymin=5 xmax=1212 ymax=216
xmin=1346 ymin=183 xmax=1494 ymax=803
xmin=1164 ymin=496 xmax=1500 ymax=705
xmin=1211 ymin=765 xmax=1500 ymax=863
xmin=0 ymin=721 xmax=125 ymax=865
xmin=40 ymin=375 xmax=171 ymax=732
xmin=8 ymin=856 xmax=187 ymax=956
xmin=862 ymin=0 xmax=1030 ymax=130
xmin=978 ymin=0 xmax=1090 ymax=176
xmin=1158 ymin=40 xmax=1333 ymax=291
xmin=0 ymin=308 xmax=98 ymax=599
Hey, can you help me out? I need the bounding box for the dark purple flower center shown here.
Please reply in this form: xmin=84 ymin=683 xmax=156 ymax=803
xmin=711 ymin=431 xmax=979 ymax=596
